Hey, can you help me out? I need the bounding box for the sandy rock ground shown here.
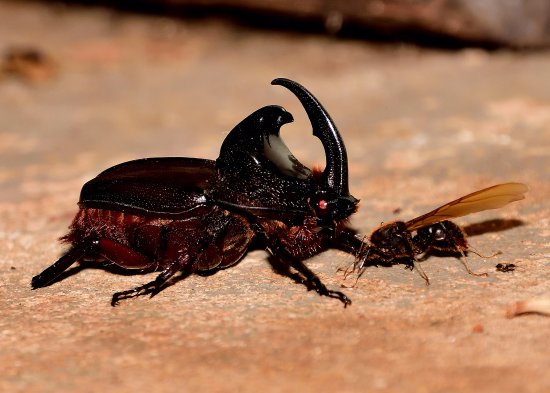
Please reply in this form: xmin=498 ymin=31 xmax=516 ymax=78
xmin=0 ymin=2 xmax=548 ymax=393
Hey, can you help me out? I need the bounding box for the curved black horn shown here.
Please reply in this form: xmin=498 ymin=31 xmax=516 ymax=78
xmin=271 ymin=78 xmax=349 ymax=196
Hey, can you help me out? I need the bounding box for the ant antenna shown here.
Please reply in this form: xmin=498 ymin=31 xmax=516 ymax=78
xmin=468 ymin=245 xmax=502 ymax=259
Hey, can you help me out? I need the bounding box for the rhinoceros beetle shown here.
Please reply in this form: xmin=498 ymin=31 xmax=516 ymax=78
xmin=32 ymin=78 xmax=366 ymax=306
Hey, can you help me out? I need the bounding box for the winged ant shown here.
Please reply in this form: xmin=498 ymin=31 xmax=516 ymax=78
xmin=343 ymin=183 xmax=528 ymax=284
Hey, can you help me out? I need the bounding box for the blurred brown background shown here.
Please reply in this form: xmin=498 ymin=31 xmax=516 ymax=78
xmin=0 ymin=1 xmax=549 ymax=393
xmin=55 ymin=0 xmax=550 ymax=47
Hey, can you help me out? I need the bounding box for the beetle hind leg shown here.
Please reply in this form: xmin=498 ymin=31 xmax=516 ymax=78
xmin=31 ymin=240 xmax=93 ymax=289
xmin=33 ymin=237 xmax=159 ymax=290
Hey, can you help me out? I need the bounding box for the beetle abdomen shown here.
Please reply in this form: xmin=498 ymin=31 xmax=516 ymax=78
xmin=62 ymin=208 xmax=171 ymax=260
xmin=217 ymin=215 xmax=254 ymax=269
xmin=62 ymin=207 xmax=254 ymax=272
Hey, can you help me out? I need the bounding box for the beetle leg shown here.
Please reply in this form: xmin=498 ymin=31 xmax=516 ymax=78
xmin=290 ymin=259 xmax=352 ymax=307
xmin=111 ymin=256 xmax=191 ymax=306
xmin=95 ymin=238 xmax=156 ymax=270
xmin=32 ymin=237 xmax=158 ymax=289
xmin=32 ymin=240 xmax=93 ymax=288
xmin=331 ymin=228 xmax=365 ymax=256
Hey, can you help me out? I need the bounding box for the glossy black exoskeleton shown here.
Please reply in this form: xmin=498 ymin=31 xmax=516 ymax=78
xmin=32 ymin=78 xmax=366 ymax=306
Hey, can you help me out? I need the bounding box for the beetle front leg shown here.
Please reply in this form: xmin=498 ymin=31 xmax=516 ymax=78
xmin=331 ymin=228 xmax=366 ymax=256
xmin=290 ymin=258 xmax=352 ymax=307
xmin=268 ymin=243 xmax=352 ymax=306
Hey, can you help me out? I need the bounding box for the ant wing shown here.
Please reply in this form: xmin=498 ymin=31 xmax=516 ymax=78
xmin=405 ymin=183 xmax=528 ymax=231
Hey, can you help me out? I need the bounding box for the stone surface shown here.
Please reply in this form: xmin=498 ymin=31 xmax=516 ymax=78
xmin=0 ymin=2 xmax=549 ymax=393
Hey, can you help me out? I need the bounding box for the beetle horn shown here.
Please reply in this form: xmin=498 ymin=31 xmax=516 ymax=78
xmin=271 ymin=78 xmax=349 ymax=196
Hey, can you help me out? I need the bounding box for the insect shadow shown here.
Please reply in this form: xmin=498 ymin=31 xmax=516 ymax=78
xmin=462 ymin=218 xmax=525 ymax=237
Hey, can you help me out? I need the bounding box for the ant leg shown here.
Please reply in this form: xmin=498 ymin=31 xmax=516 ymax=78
xmin=337 ymin=256 xmax=361 ymax=280
xmin=111 ymin=257 xmax=188 ymax=306
xmin=341 ymin=247 xmax=372 ymax=288
xmin=340 ymin=237 xmax=374 ymax=283
xmin=412 ymin=259 xmax=430 ymax=286
xmin=332 ymin=231 xmax=369 ymax=278
xmin=32 ymin=240 xmax=93 ymax=288
xmin=458 ymin=251 xmax=489 ymax=277
xmin=290 ymin=259 xmax=352 ymax=307
xmin=341 ymin=267 xmax=365 ymax=289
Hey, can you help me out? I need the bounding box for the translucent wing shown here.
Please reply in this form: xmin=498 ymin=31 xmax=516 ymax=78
xmin=406 ymin=183 xmax=528 ymax=231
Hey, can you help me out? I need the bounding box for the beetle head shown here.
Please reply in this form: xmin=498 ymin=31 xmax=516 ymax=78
xmin=272 ymin=78 xmax=358 ymax=222
xmin=215 ymin=79 xmax=358 ymax=225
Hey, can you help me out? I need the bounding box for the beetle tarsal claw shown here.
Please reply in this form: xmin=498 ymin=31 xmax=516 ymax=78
xmin=313 ymin=284 xmax=352 ymax=307
xmin=326 ymin=290 xmax=352 ymax=307
xmin=110 ymin=280 xmax=159 ymax=306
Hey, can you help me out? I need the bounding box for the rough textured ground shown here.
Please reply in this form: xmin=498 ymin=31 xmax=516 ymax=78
xmin=0 ymin=2 xmax=549 ymax=393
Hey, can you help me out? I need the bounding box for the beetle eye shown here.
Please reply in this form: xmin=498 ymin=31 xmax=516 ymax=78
xmin=318 ymin=200 xmax=328 ymax=210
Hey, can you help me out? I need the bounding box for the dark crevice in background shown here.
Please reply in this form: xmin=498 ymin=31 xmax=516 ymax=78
xmin=26 ymin=0 xmax=510 ymax=50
